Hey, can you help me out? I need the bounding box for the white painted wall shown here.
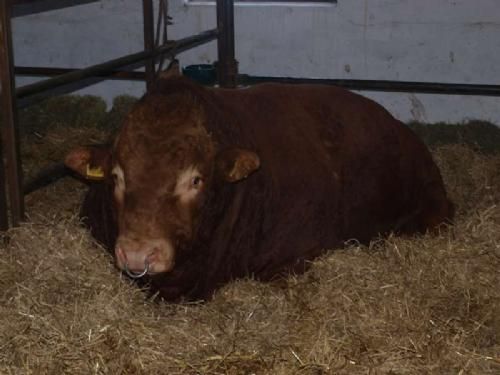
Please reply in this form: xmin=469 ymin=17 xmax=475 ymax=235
xmin=12 ymin=0 xmax=500 ymax=124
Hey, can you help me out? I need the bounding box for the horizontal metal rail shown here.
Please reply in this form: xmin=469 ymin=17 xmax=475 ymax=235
xmin=17 ymin=69 xmax=500 ymax=98
xmin=15 ymin=66 xmax=146 ymax=80
xmin=16 ymin=28 xmax=218 ymax=101
xmin=239 ymin=75 xmax=500 ymax=97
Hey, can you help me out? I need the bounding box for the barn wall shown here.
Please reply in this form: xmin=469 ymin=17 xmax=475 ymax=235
xmin=12 ymin=0 xmax=500 ymax=124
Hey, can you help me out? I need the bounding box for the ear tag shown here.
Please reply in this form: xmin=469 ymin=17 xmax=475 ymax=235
xmin=85 ymin=164 xmax=105 ymax=180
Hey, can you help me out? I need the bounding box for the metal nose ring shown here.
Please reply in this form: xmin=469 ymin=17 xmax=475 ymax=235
xmin=124 ymin=260 xmax=149 ymax=279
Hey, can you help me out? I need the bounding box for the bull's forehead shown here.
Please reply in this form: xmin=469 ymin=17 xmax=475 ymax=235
xmin=112 ymin=96 xmax=214 ymax=185
xmin=112 ymin=126 xmax=214 ymax=192
xmin=117 ymin=102 xmax=211 ymax=152
xmin=124 ymin=94 xmax=205 ymax=135
xmin=116 ymin=129 xmax=213 ymax=166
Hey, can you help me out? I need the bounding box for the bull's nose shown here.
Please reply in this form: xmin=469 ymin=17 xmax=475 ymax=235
xmin=115 ymin=246 xmax=127 ymax=268
xmin=115 ymin=237 xmax=176 ymax=274
xmin=114 ymin=246 xmax=159 ymax=276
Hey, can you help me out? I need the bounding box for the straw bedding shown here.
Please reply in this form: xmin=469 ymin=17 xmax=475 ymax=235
xmin=0 ymin=96 xmax=499 ymax=374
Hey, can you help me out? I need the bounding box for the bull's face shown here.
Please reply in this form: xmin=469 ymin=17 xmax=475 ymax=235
xmin=64 ymin=101 xmax=260 ymax=278
xmin=110 ymin=114 xmax=219 ymax=277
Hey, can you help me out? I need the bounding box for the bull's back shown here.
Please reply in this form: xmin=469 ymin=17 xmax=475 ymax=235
xmin=213 ymin=83 xmax=452 ymax=245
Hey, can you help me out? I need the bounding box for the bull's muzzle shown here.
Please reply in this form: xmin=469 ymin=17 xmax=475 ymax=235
xmin=115 ymin=238 xmax=175 ymax=276
xmin=124 ymin=260 xmax=150 ymax=279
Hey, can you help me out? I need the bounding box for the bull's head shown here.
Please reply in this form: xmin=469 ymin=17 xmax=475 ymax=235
xmin=64 ymin=77 xmax=259 ymax=279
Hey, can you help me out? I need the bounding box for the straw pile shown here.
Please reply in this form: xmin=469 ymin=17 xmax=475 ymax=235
xmin=0 ymin=96 xmax=499 ymax=374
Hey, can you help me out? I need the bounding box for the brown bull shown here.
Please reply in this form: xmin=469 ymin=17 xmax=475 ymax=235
xmin=65 ymin=68 xmax=453 ymax=301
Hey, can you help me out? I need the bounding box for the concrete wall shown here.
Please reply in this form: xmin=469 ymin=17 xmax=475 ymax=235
xmin=12 ymin=0 xmax=500 ymax=124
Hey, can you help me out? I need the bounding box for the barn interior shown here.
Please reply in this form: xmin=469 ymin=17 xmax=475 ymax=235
xmin=1 ymin=0 xmax=500 ymax=373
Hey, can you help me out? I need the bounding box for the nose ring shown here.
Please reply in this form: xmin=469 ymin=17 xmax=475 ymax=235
xmin=124 ymin=260 xmax=149 ymax=279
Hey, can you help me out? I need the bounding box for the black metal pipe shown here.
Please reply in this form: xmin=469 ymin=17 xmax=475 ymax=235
xmin=0 ymin=2 xmax=10 ymax=230
xmin=216 ymin=0 xmax=238 ymax=87
xmin=142 ymin=0 xmax=155 ymax=91
xmin=23 ymin=162 xmax=68 ymax=195
xmin=14 ymin=66 xmax=147 ymax=80
xmin=16 ymin=28 xmax=218 ymax=100
xmin=239 ymin=75 xmax=500 ymax=97
xmin=0 ymin=1 xmax=9 ymax=229
xmin=0 ymin=141 xmax=8 ymax=230
xmin=0 ymin=0 xmax=25 ymax=226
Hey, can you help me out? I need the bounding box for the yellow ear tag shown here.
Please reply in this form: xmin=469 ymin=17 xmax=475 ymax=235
xmin=85 ymin=164 xmax=105 ymax=180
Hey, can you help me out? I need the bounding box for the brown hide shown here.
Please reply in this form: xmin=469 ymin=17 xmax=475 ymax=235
xmin=80 ymin=77 xmax=453 ymax=301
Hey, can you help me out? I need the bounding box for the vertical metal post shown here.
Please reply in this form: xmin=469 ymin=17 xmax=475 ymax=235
xmin=0 ymin=4 xmax=9 ymax=231
xmin=216 ymin=0 xmax=238 ymax=88
xmin=0 ymin=141 xmax=8 ymax=230
xmin=142 ymin=0 xmax=155 ymax=91
xmin=0 ymin=1 xmax=24 ymax=227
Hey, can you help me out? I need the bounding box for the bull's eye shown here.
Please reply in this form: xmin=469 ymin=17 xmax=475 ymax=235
xmin=175 ymin=167 xmax=204 ymax=202
xmin=111 ymin=165 xmax=126 ymax=200
xmin=191 ymin=176 xmax=203 ymax=189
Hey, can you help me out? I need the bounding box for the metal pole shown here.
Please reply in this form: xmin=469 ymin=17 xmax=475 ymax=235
xmin=15 ymin=66 xmax=148 ymax=81
xmin=0 ymin=141 xmax=8 ymax=230
xmin=0 ymin=1 xmax=24 ymax=227
xmin=216 ymin=0 xmax=238 ymax=87
xmin=0 ymin=4 xmax=8 ymax=229
xmin=16 ymin=29 xmax=218 ymax=102
xmin=239 ymin=75 xmax=500 ymax=97
xmin=142 ymin=0 xmax=155 ymax=91
xmin=14 ymin=66 xmax=500 ymax=97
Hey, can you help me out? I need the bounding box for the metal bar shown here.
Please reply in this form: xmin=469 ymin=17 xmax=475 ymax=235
xmin=16 ymin=28 xmax=218 ymax=100
xmin=0 ymin=4 xmax=9 ymax=230
xmin=155 ymin=0 xmax=171 ymax=73
xmin=15 ymin=66 xmax=147 ymax=80
xmin=239 ymin=75 xmax=500 ymax=97
xmin=0 ymin=4 xmax=9 ymax=229
xmin=142 ymin=0 xmax=155 ymax=91
xmin=0 ymin=1 xmax=24 ymax=226
xmin=23 ymin=162 xmax=67 ymax=195
xmin=0 ymin=141 xmax=8 ymax=230
xmin=216 ymin=0 xmax=237 ymax=87
xmin=16 ymin=67 xmax=500 ymax=97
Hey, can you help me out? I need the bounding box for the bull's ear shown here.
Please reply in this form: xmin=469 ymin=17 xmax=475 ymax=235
xmin=64 ymin=146 xmax=110 ymax=181
xmin=159 ymin=59 xmax=181 ymax=79
xmin=216 ymin=148 xmax=260 ymax=183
